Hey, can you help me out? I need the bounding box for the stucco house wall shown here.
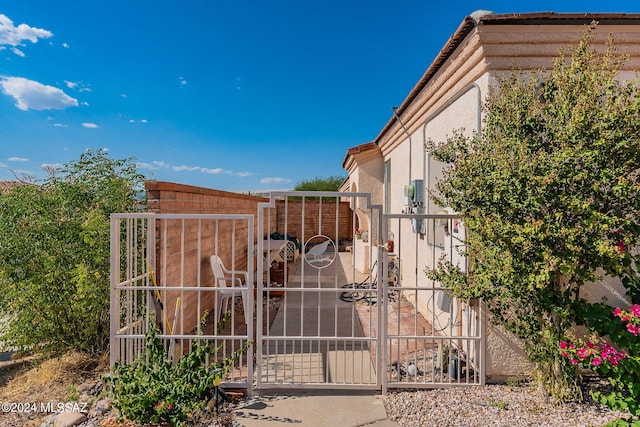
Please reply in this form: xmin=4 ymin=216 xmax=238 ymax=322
xmin=342 ymin=11 xmax=640 ymax=381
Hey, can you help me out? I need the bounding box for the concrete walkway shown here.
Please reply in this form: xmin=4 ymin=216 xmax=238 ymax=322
xmin=244 ymin=251 xmax=400 ymax=426
xmin=235 ymin=390 xmax=399 ymax=427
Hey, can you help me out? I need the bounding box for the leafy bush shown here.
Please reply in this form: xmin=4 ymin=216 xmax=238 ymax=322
xmin=294 ymin=175 xmax=345 ymax=192
xmin=427 ymin=28 xmax=640 ymax=400
xmin=561 ymin=306 xmax=640 ymax=425
xmin=0 ymin=149 xmax=145 ymax=355
xmin=107 ymin=325 xmax=250 ymax=426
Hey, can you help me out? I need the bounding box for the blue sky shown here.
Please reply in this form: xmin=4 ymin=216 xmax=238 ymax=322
xmin=1 ymin=1 xmax=638 ymax=192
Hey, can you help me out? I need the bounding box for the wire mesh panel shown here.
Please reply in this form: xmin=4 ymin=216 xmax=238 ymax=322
xmin=382 ymin=213 xmax=484 ymax=392
xmin=256 ymin=192 xmax=383 ymax=389
xmin=110 ymin=213 xmax=254 ymax=388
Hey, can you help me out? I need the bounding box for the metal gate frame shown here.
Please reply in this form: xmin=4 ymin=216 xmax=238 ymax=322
xmin=256 ymin=191 xmax=383 ymax=390
xmin=109 ymin=195 xmax=485 ymax=393
xmin=255 ymin=192 xmax=485 ymax=392
xmin=380 ymin=213 xmax=485 ymax=393
xmin=110 ymin=213 xmax=254 ymax=388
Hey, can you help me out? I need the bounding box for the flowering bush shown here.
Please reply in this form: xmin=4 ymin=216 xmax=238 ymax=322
xmin=108 ymin=324 xmax=250 ymax=426
xmin=613 ymin=305 xmax=640 ymax=336
xmin=559 ymin=339 xmax=626 ymax=367
xmin=561 ymin=307 xmax=640 ymax=425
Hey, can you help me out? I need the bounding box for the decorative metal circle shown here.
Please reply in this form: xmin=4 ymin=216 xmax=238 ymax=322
xmin=303 ymin=234 xmax=337 ymax=269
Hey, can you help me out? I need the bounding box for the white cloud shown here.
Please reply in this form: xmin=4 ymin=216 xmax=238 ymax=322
xmin=80 ymin=101 xmax=89 ymax=106
xmin=82 ymin=122 xmax=99 ymax=128
xmin=11 ymin=47 xmax=24 ymax=57
xmin=0 ymin=76 xmax=78 ymax=111
xmin=0 ymin=14 xmax=53 ymax=47
xmin=120 ymin=93 xmax=127 ymax=98
xmin=171 ymin=165 xmax=237 ymax=175
xmin=261 ymin=177 xmax=291 ymax=184
xmin=0 ymin=162 xmax=6 ymax=168
xmin=64 ymin=80 xmax=91 ymax=93
xmin=8 ymin=157 xmax=28 ymax=162
xmin=172 ymin=165 xmax=202 ymax=172
xmin=144 ymin=160 xmax=249 ymax=177
xmin=129 ymin=119 xmax=148 ymax=124
xmin=136 ymin=162 xmax=159 ymax=170
xmin=53 ymin=123 xmax=68 ymax=127
xmin=62 ymin=42 xmax=69 ymax=48
xmin=179 ymin=77 xmax=187 ymax=87
xmin=140 ymin=119 xmax=148 ymax=123
xmin=201 ymin=167 xmax=227 ymax=174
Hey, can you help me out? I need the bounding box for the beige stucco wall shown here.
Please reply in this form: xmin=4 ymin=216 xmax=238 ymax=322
xmin=345 ymin=148 xmax=384 ymax=273
xmin=345 ymin=20 xmax=640 ymax=381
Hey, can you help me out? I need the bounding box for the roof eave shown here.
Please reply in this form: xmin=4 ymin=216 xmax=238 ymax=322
xmin=372 ymin=11 xmax=640 ymax=148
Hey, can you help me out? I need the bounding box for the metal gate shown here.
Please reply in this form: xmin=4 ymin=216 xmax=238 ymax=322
xmin=110 ymin=194 xmax=484 ymax=393
xmin=255 ymin=192 xmax=484 ymax=391
xmin=256 ymin=191 xmax=382 ymax=389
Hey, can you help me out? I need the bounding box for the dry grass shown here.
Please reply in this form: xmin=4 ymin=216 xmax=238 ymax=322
xmin=0 ymin=351 xmax=109 ymax=426
xmin=0 ymin=299 xmax=283 ymax=426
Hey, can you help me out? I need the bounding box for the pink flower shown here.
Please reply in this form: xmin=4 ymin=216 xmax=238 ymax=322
xmin=609 ymin=355 xmax=623 ymax=366
xmin=616 ymin=241 xmax=627 ymax=252
xmin=167 ymin=404 xmax=173 ymax=410
xmin=592 ymin=357 xmax=602 ymax=366
xmin=613 ymin=307 xmax=622 ymax=317
xmin=559 ymin=341 xmax=568 ymax=349
xmin=627 ymin=323 xmax=639 ymax=336
xmin=570 ymin=359 xmax=578 ymax=365
xmin=631 ymin=305 xmax=640 ymax=318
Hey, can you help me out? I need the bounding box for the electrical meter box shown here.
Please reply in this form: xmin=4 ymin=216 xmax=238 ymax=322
xmin=411 ymin=179 xmax=424 ymax=204
xmin=402 ymin=185 xmax=413 ymax=206
xmin=402 ymin=179 xmax=424 ymax=206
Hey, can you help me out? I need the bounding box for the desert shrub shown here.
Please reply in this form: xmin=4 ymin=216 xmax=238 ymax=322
xmin=107 ymin=325 xmax=249 ymax=426
xmin=0 ymin=149 xmax=145 ymax=355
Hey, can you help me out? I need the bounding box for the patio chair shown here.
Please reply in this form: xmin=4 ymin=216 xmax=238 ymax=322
xmin=209 ymin=255 xmax=249 ymax=323
xmin=281 ymin=240 xmax=299 ymax=262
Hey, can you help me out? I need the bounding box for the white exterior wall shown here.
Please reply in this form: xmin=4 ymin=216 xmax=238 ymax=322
xmin=383 ymin=72 xmax=533 ymax=381
xmin=346 ymin=148 xmax=384 ymax=274
xmin=346 ymin=18 xmax=640 ymax=382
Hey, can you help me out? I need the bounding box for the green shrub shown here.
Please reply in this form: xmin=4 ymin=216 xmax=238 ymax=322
xmin=0 ymin=149 xmax=145 ymax=355
xmin=107 ymin=326 xmax=250 ymax=426
xmin=561 ymin=306 xmax=640 ymax=425
xmin=428 ymin=29 xmax=640 ymax=400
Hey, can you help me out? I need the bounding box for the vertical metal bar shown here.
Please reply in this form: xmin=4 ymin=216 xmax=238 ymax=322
xmin=377 ymin=206 xmax=384 ymax=391
xmin=161 ymin=218 xmax=168 ymax=336
xmin=256 ymin=204 xmax=264 ymax=388
xmin=132 ymin=217 xmax=138 ymax=362
xmin=109 ymin=215 xmax=120 ymax=366
xmin=197 ymin=219 xmax=202 ymax=336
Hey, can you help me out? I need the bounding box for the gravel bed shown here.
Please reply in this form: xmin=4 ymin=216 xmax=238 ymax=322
xmin=382 ymin=384 xmax=628 ymax=427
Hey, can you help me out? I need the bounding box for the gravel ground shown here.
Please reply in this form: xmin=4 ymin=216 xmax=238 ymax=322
xmin=382 ymin=384 xmax=628 ymax=427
